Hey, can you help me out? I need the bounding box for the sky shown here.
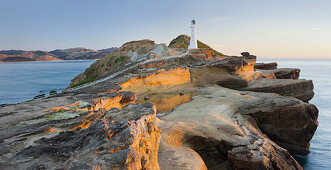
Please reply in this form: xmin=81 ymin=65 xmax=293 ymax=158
xmin=0 ymin=0 xmax=330 ymax=58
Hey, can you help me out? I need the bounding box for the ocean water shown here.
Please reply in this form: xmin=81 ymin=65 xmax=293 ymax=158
xmin=0 ymin=60 xmax=95 ymax=104
xmin=258 ymin=58 xmax=331 ymax=170
xmin=0 ymin=58 xmax=329 ymax=169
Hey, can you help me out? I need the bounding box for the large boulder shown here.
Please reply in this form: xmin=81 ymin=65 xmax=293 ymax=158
xmin=258 ymin=68 xmax=300 ymax=79
xmin=241 ymin=79 xmax=314 ymax=102
xmin=255 ymin=62 xmax=278 ymax=70
xmin=157 ymin=87 xmax=307 ymax=169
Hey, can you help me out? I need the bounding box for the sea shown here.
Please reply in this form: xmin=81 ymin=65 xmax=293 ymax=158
xmin=257 ymin=58 xmax=331 ymax=170
xmin=0 ymin=59 xmax=330 ymax=169
xmin=0 ymin=60 xmax=95 ymax=104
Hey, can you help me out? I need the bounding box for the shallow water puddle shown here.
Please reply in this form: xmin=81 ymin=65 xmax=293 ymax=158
xmin=139 ymin=91 xmax=201 ymax=113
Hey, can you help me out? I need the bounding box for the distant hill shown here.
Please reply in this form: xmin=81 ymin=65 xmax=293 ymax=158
xmin=99 ymin=47 xmax=118 ymax=53
xmin=0 ymin=47 xmax=118 ymax=63
xmin=49 ymin=47 xmax=110 ymax=60
xmin=1 ymin=57 xmax=36 ymax=62
xmin=0 ymin=50 xmax=61 ymax=62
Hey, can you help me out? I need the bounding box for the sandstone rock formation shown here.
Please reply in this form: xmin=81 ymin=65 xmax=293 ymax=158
xmin=255 ymin=62 xmax=278 ymax=70
xmin=0 ymin=36 xmax=318 ymax=169
xmin=241 ymin=79 xmax=314 ymax=102
xmin=258 ymin=68 xmax=301 ymax=79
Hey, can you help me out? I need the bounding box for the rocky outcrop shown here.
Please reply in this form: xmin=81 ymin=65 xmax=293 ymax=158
xmin=168 ymin=34 xmax=226 ymax=56
xmin=157 ymin=87 xmax=305 ymax=169
xmin=259 ymin=68 xmax=300 ymax=79
xmin=68 ymin=40 xmax=162 ymax=88
xmin=241 ymin=79 xmax=314 ymax=102
xmin=0 ymin=99 xmax=160 ymax=169
xmin=0 ymin=37 xmax=319 ymax=169
xmin=255 ymin=62 xmax=278 ymax=70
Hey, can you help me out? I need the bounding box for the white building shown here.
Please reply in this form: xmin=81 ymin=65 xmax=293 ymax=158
xmin=188 ymin=19 xmax=198 ymax=49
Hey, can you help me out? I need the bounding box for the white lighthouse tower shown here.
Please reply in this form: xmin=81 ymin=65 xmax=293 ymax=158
xmin=188 ymin=19 xmax=198 ymax=49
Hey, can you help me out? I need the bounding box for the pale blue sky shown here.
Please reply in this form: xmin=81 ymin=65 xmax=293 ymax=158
xmin=1 ymin=0 xmax=330 ymax=58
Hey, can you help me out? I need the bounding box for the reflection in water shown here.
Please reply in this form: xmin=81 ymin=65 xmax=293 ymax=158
xmin=140 ymin=91 xmax=200 ymax=113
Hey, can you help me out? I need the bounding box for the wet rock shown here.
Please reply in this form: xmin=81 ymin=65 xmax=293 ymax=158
xmin=33 ymin=94 xmax=46 ymax=100
xmin=255 ymin=62 xmax=278 ymax=70
xmin=49 ymin=90 xmax=57 ymax=96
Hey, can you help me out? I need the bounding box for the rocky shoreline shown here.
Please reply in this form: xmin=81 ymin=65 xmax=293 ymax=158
xmin=0 ymin=38 xmax=318 ymax=169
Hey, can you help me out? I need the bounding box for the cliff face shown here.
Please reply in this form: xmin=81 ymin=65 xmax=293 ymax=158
xmin=0 ymin=38 xmax=318 ymax=169
xmin=68 ymin=40 xmax=173 ymax=88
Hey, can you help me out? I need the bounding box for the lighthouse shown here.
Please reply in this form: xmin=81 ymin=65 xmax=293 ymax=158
xmin=188 ymin=19 xmax=198 ymax=49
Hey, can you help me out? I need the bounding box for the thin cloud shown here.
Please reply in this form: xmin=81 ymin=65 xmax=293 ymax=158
xmin=312 ymin=27 xmax=321 ymax=31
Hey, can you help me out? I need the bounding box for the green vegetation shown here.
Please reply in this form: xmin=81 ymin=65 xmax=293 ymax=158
xmin=70 ymin=54 xmax=130 ymax=88
xmin=43 ymin=112 xmax=79 ymax=121
xmin=168 ymin=34 xmax=227 ymax=56
xmin=72 ymin=74 xmax=98 ymax=88
xmin=114 ymin=56 xmax=127 ymax=65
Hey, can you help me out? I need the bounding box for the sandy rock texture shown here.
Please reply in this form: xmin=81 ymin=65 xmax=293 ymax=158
xmin=0 ymin=38 xmax=319 ymax=169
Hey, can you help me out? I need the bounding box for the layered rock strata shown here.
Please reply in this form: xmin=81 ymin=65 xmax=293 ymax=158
xmin=0 ymin=39 xmax=318 ymax=169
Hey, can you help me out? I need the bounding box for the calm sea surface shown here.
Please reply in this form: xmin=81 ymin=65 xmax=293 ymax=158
xmin=0 ymin=58 xmax=330 ymax=169
xmin=0 ymin=60 xmax=95 ymax=104
xmin=258 ymin=58 xmax=331 ymax=170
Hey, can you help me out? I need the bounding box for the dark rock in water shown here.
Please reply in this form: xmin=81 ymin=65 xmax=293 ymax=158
xmin=239 ymin=92 xmax=319 ymax=155
xmin=0 ymin=104 xmax=10 ymax=107
xmin=49 ymin=90 xmax=57 ymax=96
xmin=255 ymin=62 xmax=278 ymax=70
xmin=33 ymin=94 xmax=46 ymax=100
xmin=273 ymin=68 xmax=300 ymax=79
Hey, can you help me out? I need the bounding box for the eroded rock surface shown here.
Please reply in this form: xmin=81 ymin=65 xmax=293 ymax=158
xmin=1 ymin=103 xmax=160 ymax=170
xmin=255 ymin=62 xmax=278 ymax=70
xmin=241 ymin=79 xmax=314 ymax=102
xmin=258 ymin=68 xmax=301 ymax=79
xmin=0 ymin=37 xmax=318 ymax=170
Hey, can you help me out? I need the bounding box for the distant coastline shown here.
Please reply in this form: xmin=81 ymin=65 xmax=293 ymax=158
xmin=0 ymin=47 xmax=117 ymax=63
